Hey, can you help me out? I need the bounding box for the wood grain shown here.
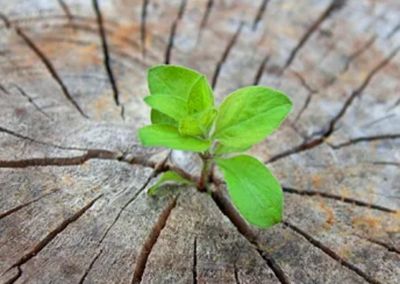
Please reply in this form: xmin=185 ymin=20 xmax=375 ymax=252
xmin=0 ymin=0 xmax=399 ymax=283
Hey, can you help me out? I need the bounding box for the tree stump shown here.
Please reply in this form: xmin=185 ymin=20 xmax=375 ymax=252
xmin=0 ymin=0 xmax=399 ymax=283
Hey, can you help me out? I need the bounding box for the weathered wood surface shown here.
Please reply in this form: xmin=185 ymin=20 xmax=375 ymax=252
xmin=0 ymin=0 xmax=399 ymax=283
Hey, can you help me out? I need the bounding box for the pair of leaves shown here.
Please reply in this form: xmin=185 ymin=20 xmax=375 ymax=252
xmin=139 ymin=65 xmax=215 ymax=152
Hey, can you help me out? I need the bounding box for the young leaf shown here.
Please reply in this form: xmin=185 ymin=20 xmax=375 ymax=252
xmin=179 ymin=108 xmax=217 ymax=137
xmin=187 ymin=75 xmax=214 ymax=114
xmin=214 ymin=143 xmax=252 ymax=155
xmin=151 ymin=109 xmax=177 ymax=126
xmin=144 ymin=95 xmax=188 ymax=121
xmin=139 ymin=124 xmax=211 ymax=152
xmin=148 ymin=171 xmax=192 ymax=196
xmin=213 ymin=86 xmax=292 ymax=149
xmin=148 ymin=65 xmax=204 ymax=99
xmin=216 ymin=155 xmax=283 ymax=228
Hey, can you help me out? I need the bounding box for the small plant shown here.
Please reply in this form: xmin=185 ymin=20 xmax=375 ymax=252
xmin=138 ymin=65 xmax=292 ymax=228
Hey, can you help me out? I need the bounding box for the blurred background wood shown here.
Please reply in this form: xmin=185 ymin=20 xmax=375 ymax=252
xmin=0 ymin=0 xmax=399 ymax=283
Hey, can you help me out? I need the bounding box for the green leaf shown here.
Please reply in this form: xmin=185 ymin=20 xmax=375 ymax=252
xmin=187 ymin=75 xmax=214 ymax=114
xmin=216 ymin=155 xmax=283 ymax=228
xmin=138 ymin=124 xmax=211 ymax=152
xmin=214 ymin=143 xmax=252 ymax=155
xmin=213 ymin=86 xmax=292 ymax=148
xmin=151 ymin=109 xmax=176 ymax=126
xmin=148 ymin=171 xmax=192 ymax=196
xmin=145 ymin=95 xmax=188 ymax=121
xmin=179 ymin=108 xmax=217 ymax=137
xmin=148 ymin=65 xmax=204 ymax=100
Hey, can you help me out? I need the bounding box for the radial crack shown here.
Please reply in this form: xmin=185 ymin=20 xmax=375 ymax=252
xmin=98 ymin=154 xmax=170 ymax=244
xmin=283 ymin=0 xmax=346 ymax=70
xmin=57 ymin=0 xmax=75 ymax=26
xmin=193 ymin=237 xmax=198 ymax=284
xmin=78 ymin=249 xmax=103 ymax=284
xmin=252 ymin=0 xmax=269 ymax=31
xmin=253 ymin=55 xmax=269 ymax=85
xmin=131 ymin=198 xmax=177 ymax=284
xmin=2 ymin=18 xmax=88 ymax=118
xmin=200 ymin=0 xmax=214 ymax=31
xmin=330 ymin=134 xmax=400 ymax=149
xmin=283 ymin=221 xmax=382 ymax=284
xmin=283 ymin=187 xmax=396 ymax=213
xmin=292 ymin=71 xmax=317 ymax=122
xmin=165 ymin=0 xmax=187 ymax=64
xmin=0 ymin=189 xmax=59 ymax=220
xmin=5 ymin=195 xmax=102 ymax=280
xmin=92 ymin=0 xmax=121 ymax=108
xmin=211 ymin=189 xmax=290 ymax=284
xmin=14 ymin=86 xmax=51 ymax=118
xmin=0 ymin=149 xmax=122 ymax=168
xmin=140 ymin=0 xmax=149 ymax=58
xmin=357 ymin=236 xmax=400 ymax=255
xmin=0 ymin=125 xmax=106 ymax=152
xmin=212 ymin=23 xmax=243 ymax=89
xmin=267 ymin=46 xmax=400 ymax=163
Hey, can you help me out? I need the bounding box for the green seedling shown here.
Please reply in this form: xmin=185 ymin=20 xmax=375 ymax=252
xmin=139 ymin=65 xmax=292 ymax=228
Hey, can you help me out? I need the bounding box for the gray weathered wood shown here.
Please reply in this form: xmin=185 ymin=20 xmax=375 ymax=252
xmin=0 ymin=0 xmax=399 ymax=283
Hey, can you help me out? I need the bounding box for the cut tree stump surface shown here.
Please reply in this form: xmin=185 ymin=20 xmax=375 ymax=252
xmin=0 ymin=0 xmax=399 ymax=283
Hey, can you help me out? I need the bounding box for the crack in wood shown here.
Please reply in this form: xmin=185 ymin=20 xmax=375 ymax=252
xmin=4 ymin=195 xmax=102 ymax=283
xmin=253 ymin=55 xmax=269 ymax=85
xmin=283 ymin=187 xmax=396 ymax=213
xmin=0 ymin=189 xmax=59 ymax=220
xmin=283 ymin=221 xmax=382 ymax=284
xmin=357 ymin=236 xmax=400 ymax=255
xmin=193 ymin=237 xmax=197 ymax=284
xmin=97 ymin=154 xmax=170 ymax=246
xmin=361 ymin=114 xmax=396 ymax=129
xmin=323 ymin=35 xmax=377 ymax=89
xmin=233 ymin=263 xmax=240 ymax=284
xmin=292 ymin=71 xmax=317 ymax=122
xmin=71 ymin=168 xmax=163 ymax=282
xmin=256 ymin=249 xmax=291 ymax=284
xmin=330 ymin=134 xmax=400 ymax=149
xmin=0 ymin=83 xmax=10 ymax=94
xmin=9 ymin=27 xmax=89 ymax=118
xmin=131 ymin=197 xmax=177 ymax=284
xmin=210 ymin=188 xmax=290 ymax=284
xmin=283 ymin=0 xmax=346 ymax=70
xmin=387 ymin=22 xmax=400 ymax=39
xmin=14 ymin=85 xmax=52 ymax=119
xmin=140 ymin=0 xmax=149 ymax=58
xmin=57 ymin=0 xmax=75 ymax=27
xmin=199 ymin=0 xmax=214 ymax=32
xmin=0 ymin=125 xmax=92 ymax=151
xmin=267 ymin=46 xmax=400 ymax=163
xmin=3 ymin=267 xmax=21 ymax=284
xmin=92 ymin=0 xmax=121 ymax=111
xmin=343 ymin=35 xmax=376 ymax=73
xmin=0 ymin=14 xmax=89 ymax=118
xmin=252 ymin=0 xmax=269 ymax=31
xmin=78 ymin=249 xmax=103 ymax=284
xmin=0 ymin=149 xmax=122 ymax=168
xmin=389 ymin=97 xmax=400 ymax=111
xmin=370 ymin=161 xmax=400 ymax=167
xmin=165 ymin=0 xmax=187 ymax=64
xmin=212 ymin=22 xmax=243 ymax=89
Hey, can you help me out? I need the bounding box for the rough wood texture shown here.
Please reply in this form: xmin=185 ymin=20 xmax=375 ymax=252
xmin=0 ymin=0 xmax=399 ymax=283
